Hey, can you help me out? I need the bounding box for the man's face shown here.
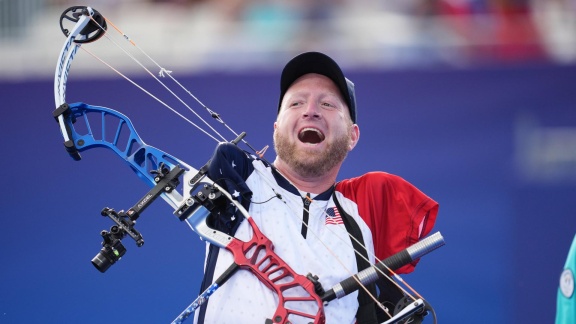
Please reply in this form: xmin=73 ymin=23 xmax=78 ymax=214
xmin=274 ymin=73 xmax=359 ymax=178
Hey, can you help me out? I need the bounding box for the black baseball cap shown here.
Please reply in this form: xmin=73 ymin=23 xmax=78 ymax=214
xmin=278 ymin=52 xmax=357 ymax=124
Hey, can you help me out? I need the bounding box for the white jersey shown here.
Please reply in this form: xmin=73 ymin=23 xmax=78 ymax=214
xmin=194 ymin=143 xmax=438 ymax=324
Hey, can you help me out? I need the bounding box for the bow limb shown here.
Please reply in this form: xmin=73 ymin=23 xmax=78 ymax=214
xmin=53 ymin=12 xmax=87 ymax=160
xmin=54 ymin=6 xmax=92 ymax=108
xmin=54 ymin=6 xmax=107 ymax=161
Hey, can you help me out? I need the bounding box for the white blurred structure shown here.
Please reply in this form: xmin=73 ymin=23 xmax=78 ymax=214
xmin=1 ymin=0 xmax=576 ymax=80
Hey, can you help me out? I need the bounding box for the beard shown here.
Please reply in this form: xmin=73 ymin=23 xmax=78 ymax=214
xmin=273 ymin=128 xmax=352 ymax=178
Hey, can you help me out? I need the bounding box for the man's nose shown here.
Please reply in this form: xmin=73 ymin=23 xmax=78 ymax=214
xmin=302 ymin=102 xmax=321 ymax=118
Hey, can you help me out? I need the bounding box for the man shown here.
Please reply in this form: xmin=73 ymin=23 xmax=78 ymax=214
xmin=195 ymin=52 xmax=439 ymax=323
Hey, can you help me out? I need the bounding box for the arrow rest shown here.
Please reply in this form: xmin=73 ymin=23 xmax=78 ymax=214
xmin=59 ymin=6 xmax=107 ymax=43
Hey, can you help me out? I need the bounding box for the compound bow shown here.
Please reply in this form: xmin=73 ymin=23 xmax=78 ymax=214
xmin=53 ymin=6 xmax=444 ymax=324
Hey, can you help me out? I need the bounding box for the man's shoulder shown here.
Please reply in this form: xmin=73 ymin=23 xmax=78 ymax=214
xmin=207 ymin=142 xmax=259 ymax=181
xmin=336 ymin=171 xmax=406 ymax=189
xmin=335 ymin=172 xmax=421 ymax=203
xmin=213 ymin=142 xmax=250 ymax=157
xmin=210 ymin=142 xmax=259 ymax=166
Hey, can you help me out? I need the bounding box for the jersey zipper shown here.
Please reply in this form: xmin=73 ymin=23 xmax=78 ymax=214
xmin=301 ymin=193 xmax=311 ymax=238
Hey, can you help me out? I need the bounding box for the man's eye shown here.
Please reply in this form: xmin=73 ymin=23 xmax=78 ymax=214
xmin=322 ymin=102 xmax=335 ymax=108
xmin=290 ymin=101 xmax=302 ymax=107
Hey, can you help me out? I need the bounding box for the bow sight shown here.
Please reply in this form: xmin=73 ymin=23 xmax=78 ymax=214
xmin=92 ymin=162 xmax=184 ymax=272
xmin=91 ymin=211 xmax=130 ymax=273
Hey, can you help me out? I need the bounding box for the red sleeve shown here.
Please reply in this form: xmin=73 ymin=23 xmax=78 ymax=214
xmin=336 ymin=172 xmax=439 ymax=274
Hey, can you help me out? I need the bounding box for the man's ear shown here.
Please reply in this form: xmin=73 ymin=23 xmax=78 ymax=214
xmin=349 ymin=124 xmax=360 ymax=151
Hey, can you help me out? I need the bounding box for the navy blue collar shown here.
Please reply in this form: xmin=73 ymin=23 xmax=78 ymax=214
xmin=270 ymin=164 xmax=334 ymax=201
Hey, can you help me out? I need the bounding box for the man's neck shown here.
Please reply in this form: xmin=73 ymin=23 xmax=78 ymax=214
xmin=272 ymin=158 xmax=340 ymax=194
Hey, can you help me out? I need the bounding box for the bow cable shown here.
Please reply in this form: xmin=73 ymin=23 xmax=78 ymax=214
xmin=79 ymin=46 xmax=221 ymax=143
xmin=87 ymin=15 xmax=229 ymax=144
xmin=97 ymin=15 xmax=265 ymax=155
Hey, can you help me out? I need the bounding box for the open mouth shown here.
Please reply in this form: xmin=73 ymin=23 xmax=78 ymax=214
xmin=298 ymin=128 xmax=325 ymax=144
